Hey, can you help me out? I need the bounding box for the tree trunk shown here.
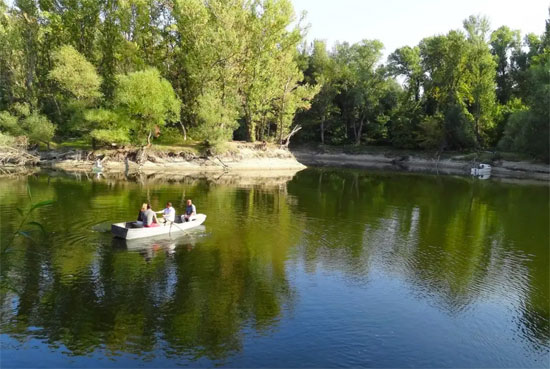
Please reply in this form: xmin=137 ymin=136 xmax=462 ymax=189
xmin=355 ymin=117 xmax=364 ymax=145
xmin=178 ymin=121 xmax=187 ymax=141
xmin=247 ymin=117 xmax=255 ymax=142
xmin=320 ymin=117 xmax=325 ymax=144
xmin=474 ymin=117 xmax=480 ymax=147
xmin=137 ymin=131 xmax=153 ymax=165
xmin=281 ymin=125 xmax=302 ymax=148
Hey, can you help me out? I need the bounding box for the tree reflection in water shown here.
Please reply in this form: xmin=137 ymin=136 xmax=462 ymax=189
xmin=0 ymin=169 xmax=548 ymax=363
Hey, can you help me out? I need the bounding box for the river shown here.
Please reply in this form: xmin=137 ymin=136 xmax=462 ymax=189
xmin=0 ymin=168 xmax=548 ymax=367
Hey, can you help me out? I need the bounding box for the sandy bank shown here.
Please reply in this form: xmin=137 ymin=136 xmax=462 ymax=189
xmin=38 ymin=143 xmax=306 ymax=173
xmin=1 ymin=143 xmax=548 ymax=182
xmin=292 ymin=150 xmax=549 ymax=181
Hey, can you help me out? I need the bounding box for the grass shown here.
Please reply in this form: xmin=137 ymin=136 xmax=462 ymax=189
xmin=52 ymin=138 xmax=93 ymax=150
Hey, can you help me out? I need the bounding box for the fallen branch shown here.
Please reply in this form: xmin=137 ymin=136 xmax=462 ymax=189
xmin=0 ymin=146 xmax=40 ymax=166
xmin=280 ymin=125 xmax=302 ymax=148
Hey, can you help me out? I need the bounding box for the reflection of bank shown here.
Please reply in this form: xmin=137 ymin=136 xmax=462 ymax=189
xmin=111 ymin=226 xmax=206 ymax=261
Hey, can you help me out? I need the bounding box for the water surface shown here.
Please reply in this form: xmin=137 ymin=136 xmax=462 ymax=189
xmin=0 ymin=169 xmax=548 ymax=367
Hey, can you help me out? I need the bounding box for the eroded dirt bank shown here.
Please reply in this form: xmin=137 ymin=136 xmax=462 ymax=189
xmin=38 ymin=143 xmax=306 ymax=173
xmin=1 ymin=143 xmax=548 ymax=181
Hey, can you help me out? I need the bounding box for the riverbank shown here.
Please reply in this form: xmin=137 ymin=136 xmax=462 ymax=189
xmin=17 ymin=142 xmax=307 ymax=173
xmin=1 ymin=142 xmax=548 ymax=181
xmin=291 ymin=145 xmax=549 ymax=181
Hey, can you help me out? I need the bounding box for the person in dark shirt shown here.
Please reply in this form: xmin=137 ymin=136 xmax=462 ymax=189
xmin=133 ymin=203 xmax=148 ymax=228
xmin=137 ymin=203 xmax=147 ymax=221
xmin=183 ymin=199 xmax=196 ymax=222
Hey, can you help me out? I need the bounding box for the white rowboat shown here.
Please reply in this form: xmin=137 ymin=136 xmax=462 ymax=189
xmin=111 ymin=214 xmax=207 ymax=240
xmin=470 ymin=163 xmax=491 ymax=176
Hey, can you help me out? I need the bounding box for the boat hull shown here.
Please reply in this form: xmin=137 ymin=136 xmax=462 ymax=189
xmin=111 ymin=214 xmax=207 ymax=240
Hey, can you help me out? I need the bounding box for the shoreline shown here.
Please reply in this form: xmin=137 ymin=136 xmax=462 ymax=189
xmin=292 ymin=149 xmax=549 ymax=182
xmin=1 ymin=143 xmax=548 ymax=182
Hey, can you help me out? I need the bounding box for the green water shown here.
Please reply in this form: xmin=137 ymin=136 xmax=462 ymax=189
xmin=0 ymin=169 xmax=548 ymax=367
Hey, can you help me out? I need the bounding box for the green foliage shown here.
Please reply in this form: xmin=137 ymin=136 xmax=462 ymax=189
xmin=0 ymin=108 xmax=55 ymax=145
xmin=490 ymin=26 xmax=521 ymax=104
xmin=84 ymin=108 xmax=130 ymax=145
xmin=49 ymin=45 xmax=102 ymax=101
xmin=0 ymin=132 xmax=16 ymax=146
xmin=21 ymin=113 xmax=56 ymax=145
xmin=155 ymin=126 xmax=186 ymax=145
xmin=387 ymin=101 xmax=423 ymax=149
xmin=462 ymin=16 xmax=497 ymax=146
xmin=499 ymin=49 xmax=550 ymax=162
xmin=0 ymin=110 xmax=23 ymax=136
xmin=90 ymin=128 xmax=131 ymax=146
xmin=114 ymin=68 xmax=181 ymax=146
xmin=417 ymin=114 xmax=444 ymax=150
xmin=492 ymin=98 xmax=527 ymax=146
xmin=388 ymin=46 xmax=422 ymax=101
xmin=443 ymin=105 xmax=476 ymax=149
xmin=0 ymin=0 xmax=547 ymax=160
xmin=191 ymin=90 xmax=239 ymax=144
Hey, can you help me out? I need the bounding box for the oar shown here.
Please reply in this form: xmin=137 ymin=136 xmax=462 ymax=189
xmin=168 ymin=219 xmax=189 ymax=237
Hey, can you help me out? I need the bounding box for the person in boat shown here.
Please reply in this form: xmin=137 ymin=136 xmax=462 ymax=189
xmin=183 ymin=199 xmax=196 ymax=222
xmin=143 ymin=203 xmax=159 ymax=227
xmin=158 ymin=202 xmax=176 ymax=224
xmin=133 ymin=203 xmax=148 ymax=228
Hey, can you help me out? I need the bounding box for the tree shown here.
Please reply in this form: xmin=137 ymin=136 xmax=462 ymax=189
xmin=511 ymin=33 xmax=542 ymax=101
xmin=499 ymin=49 xmax=550 ymax=162
xmin=239 ymin=0 xmax=307 ymax=142
xmin=346 ymin=40 xmax=386 ymax=145
xmin=388 ymin=46 xmax=423 ymax=102
xmin=0 ymin=1 xmax=26 ymax=110
xmin=49 ymin=45 xmax=102 ymax=101
xmin=306 ymin=40 xmax=339 ymax=144
xmin=463 ymin=15 xmax=497 ymax=146
xmin=191 ymin=89 xmax=240 ymax=146
xmin=114 ymin=68 xmax=180 ymax=146
xmin=490 ymin=26 xmax=520 ymax=104
xmin=387 ymin=46 xmax=424 ymax=148
xmin=271 ymin=49 xmax=319 ymax=145
xmin=47 ymin=45 xmax=103 ymax=137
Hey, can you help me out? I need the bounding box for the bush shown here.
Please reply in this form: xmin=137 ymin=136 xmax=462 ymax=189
xmin=90 ymin=128 xmax=131 ymax=146
xmin=388 ymin=113 xmax=420 ymax=149
xmin=0 ymin=111 xmax=23 ymax=136
xmin=0 ymin=109 xmax=55 ymax=146
xmin=417 ymin=114 xmax=444 ymax=150
xmin=155 ymin=126 xmax=186 ymax=145
xmin=0 ymin=132 xmax=15 ymax=147
xmin=499 ymin=110 xmax=549 ymax=162
xmin=21 ymin=113 xmax=55 ymax=145
xmin=443 ymin=105 xmax=476 ymax=149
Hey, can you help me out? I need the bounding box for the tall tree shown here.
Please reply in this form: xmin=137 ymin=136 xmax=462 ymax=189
xmin=463 ymin=15 xmax=497 ymax=146
xmin=490 ymin=26 xmax=520 ymax=104
xmin=306 ymin=40 xmax=339 ymax=144
xmin=388 ymin=46 xmax=423 ymax=102
xmin=346 ymin=40 xmax=386 ymax=145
